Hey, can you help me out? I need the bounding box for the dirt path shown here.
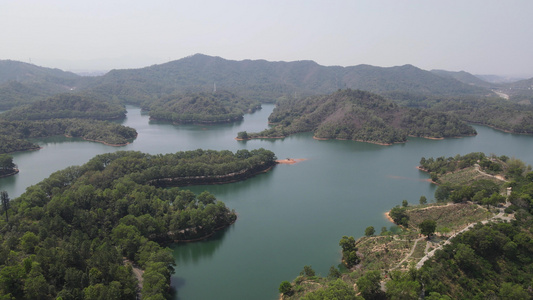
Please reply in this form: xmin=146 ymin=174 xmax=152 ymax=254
xmin=474 ymin=164 xmax=508 ymax=182
xmin=124 ymin=259 xmax=144 ymax=299
xmin=390 ymin=237 xmax=425 ymax=270
xmin=415 ymin=208 xmax=513 ymax=269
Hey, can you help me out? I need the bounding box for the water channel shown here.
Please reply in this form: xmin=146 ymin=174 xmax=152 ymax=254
xmin=1 ymin=105 xmax=533 ymax=299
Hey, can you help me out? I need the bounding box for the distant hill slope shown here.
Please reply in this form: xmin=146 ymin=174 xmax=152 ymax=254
xmin=87 ymin=54 xmax=492 ymax=104
xmin=430 ymin=69 xmax=496 ymax=89
xmin=500 ymin=77 xmax=533 ymax=103
xmin=0 ymin=60 xmax=94 ymax=109
xmin=243 ymin=89 xmax=476 ymax=145
xmin=0 ymin=60 xmax=80 ymax=85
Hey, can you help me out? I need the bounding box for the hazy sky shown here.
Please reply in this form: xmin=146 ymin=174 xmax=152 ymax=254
xmin=1 ymin=0 xmax=532 ymax=76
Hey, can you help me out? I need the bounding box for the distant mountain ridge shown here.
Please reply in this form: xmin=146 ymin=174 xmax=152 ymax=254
xmin=88 ymin=54 xmax=492 ymax=103
xmin=1 ymin=54 xmax=531 ymax=108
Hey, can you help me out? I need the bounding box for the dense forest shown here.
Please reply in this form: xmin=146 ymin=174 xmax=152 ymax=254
xmin=280 ymin=153 xmax=533 ymax=299
xmin=0 ymin=148 xmax=276 ymax=299
xmin=0 ymin=119 xmax=137 ymax=154
xmin=145 ymin=91 xmax=260 ymax=124
xmin=1 ymin=94 xmax=126 ymax=121
xmin=241 ymin=89 xmax=476 ymax=145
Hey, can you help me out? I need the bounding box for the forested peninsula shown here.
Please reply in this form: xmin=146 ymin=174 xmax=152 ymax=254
xmin=0 ymin=94 xmax=136 ymax=153
xmin=279 ymin=153 xmax=533 ymax=299
xmin=0 ymin=148 xmax=276 ymax=299
xmin=1 ymin=94 xmax=126 ymax=121
xmin=145 ymin=91 xmax=260 ymax=124
xmin=0 ymin=119 xmax=137 ymax=154
xmin=240 ymin=89 xmax=476 ymax=145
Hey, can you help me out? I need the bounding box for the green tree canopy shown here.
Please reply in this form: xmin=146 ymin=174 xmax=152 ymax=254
xmin=419 ymin=219 xmax=437 ymax=238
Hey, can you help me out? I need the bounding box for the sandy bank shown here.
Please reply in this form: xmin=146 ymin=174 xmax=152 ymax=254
xmin=384 ymin=212 xmax=394 ymax=224
xmin=276 ymin=158 xmax=306 ymax=165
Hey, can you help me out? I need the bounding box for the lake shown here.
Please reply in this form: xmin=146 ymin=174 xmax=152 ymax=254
xmin=2 ymin=105 xmax=533 ymax=299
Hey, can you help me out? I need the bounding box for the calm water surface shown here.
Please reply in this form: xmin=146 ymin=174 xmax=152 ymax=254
xmin=2 ymin=105 xmax=533 ymax=300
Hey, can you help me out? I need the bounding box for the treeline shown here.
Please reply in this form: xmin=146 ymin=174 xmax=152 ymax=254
xmin=145 ymin=91 xmax=260 ymax=124
xmin=1 ymin=94 xmax=126 ymax=121
xmin=0 ymin=148 xmax=275 ymax=299
xmin=243 ymin=89 xmax=475 ymax=145
xmin=419 ymin=152 xmax=508 ymax=175
xmin=0 ymin=118 xmax=137 ymax=154
xmin=393 ymin=93 xmax=533 ymax=135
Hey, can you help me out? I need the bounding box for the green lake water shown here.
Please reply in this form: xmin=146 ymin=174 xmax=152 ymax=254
xmin=2 ymin=104 xmax=533 ymax=299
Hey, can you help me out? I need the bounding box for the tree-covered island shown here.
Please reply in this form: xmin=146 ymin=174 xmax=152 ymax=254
xmin=240 ymin=89 xmax=476 ymax=145
xmin=279 ymin=152 xmax=533 ymax=299
xmin=0 ymin=154 xmax=18 ymax=178
xmin=0 ymin=148 xmax=276 ymax=299
xmin=145 ymin=91 xmax=261 ymax=124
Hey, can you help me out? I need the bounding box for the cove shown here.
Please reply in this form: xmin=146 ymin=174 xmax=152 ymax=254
xmin=2 ymin=105 xmax=533 ymax=300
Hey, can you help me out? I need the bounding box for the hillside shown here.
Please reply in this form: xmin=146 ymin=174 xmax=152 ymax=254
xmin=281 ymin=153 xmax=533 ymax=300
xmin=501 ymin=77 xmax=533 ymax=104
xmin=146 ymin=91 xmax=260 ymax=124
xmin=1 ymin=94 xmax=126 ymax=121
xmin=429 ymin=97 xmax=533 ymax=134
xmin=430 ymin=69 xmax=496 ymax=89
xmin=86 ymin=54 xmax=491 ymax=104
xmin=242 ymin=89 xmax=476 ymax=144
xmin=0 ymin=60 xmax=93 ymax=109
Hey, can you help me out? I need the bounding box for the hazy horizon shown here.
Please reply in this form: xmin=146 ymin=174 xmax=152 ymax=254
xmin=2 ymin=0 xmax=532 ymax=77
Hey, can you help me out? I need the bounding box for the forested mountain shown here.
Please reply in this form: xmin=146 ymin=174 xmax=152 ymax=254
xmin=242 ymin=89 xmax=476 ymax=144
xmin=0 ymin=60 xmax=81 ymax=85
xmin=84 ymin=54 xmax=492 ymax=104
xmin=146 ymin=91 xmax=261 ymax=124
xmin=0 ymin=149 xmax=275 ymax=299
xmin=430 ymin=69 xmax=496 ymax=89
xmin=1 ymin=94 xmax=126 ymax=121
xmin=0 ymin=60 xmax=93 ymax=110
xmin=0 ymin=55 xmax=504 ymax=108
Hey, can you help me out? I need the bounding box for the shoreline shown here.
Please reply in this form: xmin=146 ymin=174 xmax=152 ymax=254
xmin=149 ymin=162 xmax=276 ymax=187
xmin=384 ymin=212 xmax=394 ymax=224
xmin=235 ymin=135 xmax=286 ymax=141
xmin=0 ymin=168 xmax=19 ymax=178
xmin=170 ymin=217 xmax=237 ymax=244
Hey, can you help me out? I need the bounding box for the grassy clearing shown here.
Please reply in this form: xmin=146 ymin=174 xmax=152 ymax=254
xmin=406 ymin=202 xmax=493 ymax=233
xmin=438 ymin=167 xmax=499 ymax=185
